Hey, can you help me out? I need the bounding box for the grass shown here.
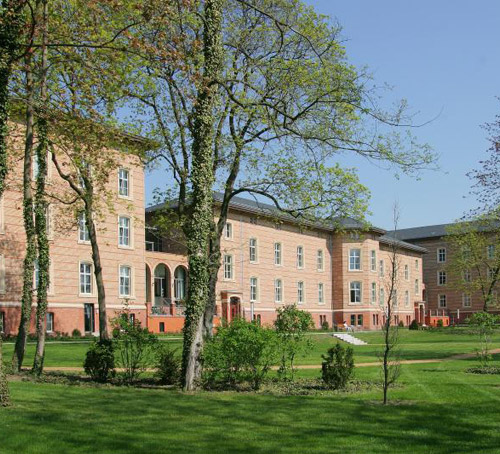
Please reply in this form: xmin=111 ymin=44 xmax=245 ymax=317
xmin=2 ymin=328 xmax=500 ymax=453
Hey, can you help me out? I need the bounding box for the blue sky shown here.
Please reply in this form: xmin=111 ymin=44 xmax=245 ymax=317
xmin=145 ymin=1 xmax=500 ymax=229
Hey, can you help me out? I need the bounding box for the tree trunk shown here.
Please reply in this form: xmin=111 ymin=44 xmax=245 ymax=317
xmin=87 ymin=202 xmax=109 ymax=341
xmin=203 ymin=232 xmax=221 ymax=337
xmin=181 ymin=0 xmax=223 ymax=391
xmin=12 ymin=56 xmax=36 ymax=372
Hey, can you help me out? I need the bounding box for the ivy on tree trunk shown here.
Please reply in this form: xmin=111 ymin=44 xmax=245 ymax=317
xmin=181 ymin=0 xmax=223 ymax=391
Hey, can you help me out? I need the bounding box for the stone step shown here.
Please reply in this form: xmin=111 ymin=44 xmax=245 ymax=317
xmin=333 ymin=333 xmax=367 ymax=346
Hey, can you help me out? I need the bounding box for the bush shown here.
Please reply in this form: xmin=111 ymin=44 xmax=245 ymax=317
xmin=409 ymin=319 xmax=419 ymax=330
xmin=112 ymin=311 xmax=158 ymax=383
xmin=274 ymin=305 xmax=313 ymax=381
xmin=437 ymin=319 xmax=444 ymax=328
xmin=72 ymin=329 xmax=82 ymax=338
xmin=155 ymin=344 xmax=181 ymax=385
xmin=398 ymin=320 xmax=404 ymax=328
xmin=467 ymin=312 xmax=500 ymax=366
xmin=321 ymin=320 xmax=330 ymax=331
xmin=321 ymin=343 xmax=354 ymax=390
xmin=83 ymin=339 xmax=115 ymax=382
xmin=202 ymin=318 xmax=277 ymax=390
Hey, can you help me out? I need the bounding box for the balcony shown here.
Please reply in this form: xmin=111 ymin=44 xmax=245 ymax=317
xmin=150 ymin=298 xmax=186 ymax=317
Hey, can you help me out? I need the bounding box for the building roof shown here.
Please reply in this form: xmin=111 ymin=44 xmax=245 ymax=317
xmin=387 ymin=223 xmax=454 ymax=241
xmin=147 ymin=192 xmax=426 ymax=253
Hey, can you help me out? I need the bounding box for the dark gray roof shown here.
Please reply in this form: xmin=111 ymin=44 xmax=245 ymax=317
xmin=387 ymin=223 xmax=454 ymax=241
xmin=146 ymin=192 xmax=426 ymax=253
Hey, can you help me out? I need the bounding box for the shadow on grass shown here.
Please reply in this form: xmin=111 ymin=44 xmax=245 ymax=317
xmin=1 ymin=379 xmax=499 ymax=454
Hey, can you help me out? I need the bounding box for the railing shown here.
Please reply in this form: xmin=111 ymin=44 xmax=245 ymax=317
xmin=151 ymin=299 xmax=186 ymax=317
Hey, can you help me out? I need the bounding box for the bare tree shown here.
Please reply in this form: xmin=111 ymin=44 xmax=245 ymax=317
xmin=380 ymin=204 xmax=402 ymax=405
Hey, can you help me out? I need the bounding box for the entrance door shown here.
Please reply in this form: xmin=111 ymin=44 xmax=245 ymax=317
xmin=84 ymin=303 xmax=95 ymax=333
xmin=230 ymin=297 xmax=241 ymax=319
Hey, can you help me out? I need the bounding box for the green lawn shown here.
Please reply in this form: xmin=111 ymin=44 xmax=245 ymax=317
xmin=1 ymin=355 xmax=500 ymax=454
xmin=3 ymin=328 xmax=500 ymax=368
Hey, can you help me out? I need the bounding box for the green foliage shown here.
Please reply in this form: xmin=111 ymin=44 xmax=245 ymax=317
xmin=409 ymin=319 xmax=419 ymax=331
xmin=321 ymin=320 xmax=330 ymax=331
xmin=111 ymin=312 xmax=158 ymax=383
xmin=155 ymin=344 xmax=181 ymax=386
xmin=321 ymin=343 xmax=354 ymax=390
xmin=467 ymin=312 xmax=500 ymax=366
xmin=436 ymin=319 xmax=444 ymax=328
xmin=72 ymin=329 xmax=82 ymax=338
xmin=83 ymin=339 xmax=115 ymax=383
xmin=274 ymin=305 xmax=313 ymax=381
xmin=202 ymin=318 xmax=277 ymax=390
xmin=398 ymin=320 xmax=405 ymax=328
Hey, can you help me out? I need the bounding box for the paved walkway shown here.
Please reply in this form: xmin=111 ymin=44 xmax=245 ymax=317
xmin=39 ymin=348 xmax=500 ymax=373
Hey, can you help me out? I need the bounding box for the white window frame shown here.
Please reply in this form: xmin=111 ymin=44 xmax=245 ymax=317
xmin=463 ymin=269 xmax=471 ymax=282
xmin=0 ymin=254 xmax=5 ymax=295
xmin=249 ymin=238 xmax=258 ymax=263
xmin=379 ymin=259 xmax=384 ymax=277
xmin=224 ymin=222 xmax=233 ymax=240
xmin=414 ymin=279 xmax=419 ymax=296
xmin=438 ymin=294 xmax=447 ymax=308
xmin=404 ymin=264 xmax=409 ymax=280
xmin=488 ymin=268 xmax=495 ymax=280
xmin=78 ymin=212 xmax=90 ymax=243
xmin=119 ymin=265 xmax=132 ymax=297
xmin=318 ymin=282 xmax=324 ymax=304
xmin=223 ymin=255 xmax=234 ymax=280
xmin=118 ymin=216 xmax=131 ymax=248
xmin=46 ymin=312 xmax=54 ymax=333
xmin=415 ymin=259 xmax=419 ymax=270
xmin=250 ymin=277 xmax=258 ymax=302
xmin=118 ymin=168 xmax=131 ymax=198
xmin=297 ymin=281 xmax=305 ymax=304
xmin=79 ymin=262 xmax=93 ymax=296
xmin=370 ymin=250 xmax=376 ymax=272
xmin=405 ymin=290 xmax=410 ymax=307
xmin=438 ymin=271 xmax=447 ymax=286
xmin=274 ymin=242 xmax=282 ymax=266
xmin=488 ymin=244 xmax=495 ymax=260
xmin=437 ymin=248 xmax=446 ymax=263
xmin=349 ymin=249 xmax=361 ymax=271
xmin=379 ymin=287 xmax=385 ymax=306
xmin=462 ymin=293 xmax=471 ymax=308
xmin=350 ymin=281 xmax=362 ymax=304
xmin=296 ymin=246 xmax=304 ymax=269
xmin=317 ymin=249 xmax=324 ymax=271
xmin=274 ymin=279 xmax=283 ymax=303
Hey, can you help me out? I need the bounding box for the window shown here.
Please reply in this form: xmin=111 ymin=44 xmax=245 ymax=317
xmin=297 ymin=281 xmax=304 ymax=304
xmin=414 ymin=279 xmax=419 ymax=296
xmin=33 ymin=153 xmax=39 ymax=179
xmin=0 ymin=311 xmax=5 ymax=333
xmin=296 ymin=246 xmax=304 ymax=268
xmin=0 ymin=254 xmax=5 ymax=295
xmin=119 ymin=265 xmax=131 ymax=296
xmin=80 ymin=262 xmax=92 ymax=295
xmin=46 ymin=312 xmax=54 ymax=333
xmin=78 ymin=212 xmax=90 ymax=242
xmin=317 ymin=249 xmax=324 ymax=271
xmin=250 ymin=277 xmax=258 ymax=302
xmin=274 ymin=243 xmax=282 ymax=265
xmin=357 ymin=314 xmax=363 ymax=326
xmin=224 ymin=222 xmax=233 ymax=239
xmin=463 ymin=269 xmax=471 ymax=282
xmin=249 ymin=238 xmax=258 ymax=263
xmin=488 ymin=268 xmax=495 ymax=280
xmin=404 ymin=264 xmax=409 ymax=280
xmin=415 ymin=259 xmax=419 ymax=270
xmin=462 ymin=294 xmax=471 ymax=308
xmin=379 ymin=287 xmax=385 ymax=305
xmin=488 ymin=244 xmax=495 ymax=259
xmin=45 ymin=205 xmax=52 ymax=237
xmin=405 ymin=290 xmax=410 ymax=307
xmin=159 ymin=322 xmax=165 ymax=333
xmin=370 ymin=250 xmax=376 ymax=272
xmin=350 ymin=281 xmax=361 ymax=303
xmin=254 ymin=313 xmax=262 ymax=325
xmin=438 ymin=271 xmax=447 ymax=286
xmin=84 ymin=303 xmax=95 ymax=333
xmin=437 ymin=248 xmax=446 ymax=263
xmin=223 ymin=255 xmax=233 ymax=280
xmin=438 ymin=294 xmax=447 ymax=308
xmin=392 ymin=289 xmax=398 ymax=307
xmin=34 ymin=258 xmax=40 ymax=290
xmin=318 ymin=283 xmax=324 ymax=304
xmin=319 ymin=314 xmax=326 ymax=328
xmin=274 ymin=279 xmax=283 ymax=303
xmin=349 ymin=249 xmax=361 ymax=271
xmin=118 ymin=216 xmax=131 ymax=247
xmin=118 ymin=168 xmax=130 ymax=197
xmin=462 ymin=247 xmax=471 ymax=260
xmin=379 ymin=260 xmax=384 ymax=277
xmin=371 ymin=282 xmax=377 ymax=303
xmin=350 ymin=314 xmax=356 ymax=326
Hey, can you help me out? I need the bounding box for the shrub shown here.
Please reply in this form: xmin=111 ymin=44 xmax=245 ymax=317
xmin=321 ymin=343 xmax=354 ymax=390
xmin=155 ymin=344 xmax=181 ymax=385
xmin=321 ymin=320 xmax=330 ymax=331
xmin=202 ymin=318 xmax=277 ymax=390
xmin=83 ymin=339 xmax=115 ymax=382
xmin=409 ymin=320 xmax=419 ymax=330
xmin=467 ymin=312 xmax=500 ymax=366
xmin=112 ymin=311 xmax=158 ymax=383
xmin=398 ymin=320 xmax=405 ymax=328
xmin=437 ymin=319 xmax=444 ymax=328
xmin=274 ymin=305 xmax=313 ymax=381
xmin=72 ymin=329 xmax=82 ymax=338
